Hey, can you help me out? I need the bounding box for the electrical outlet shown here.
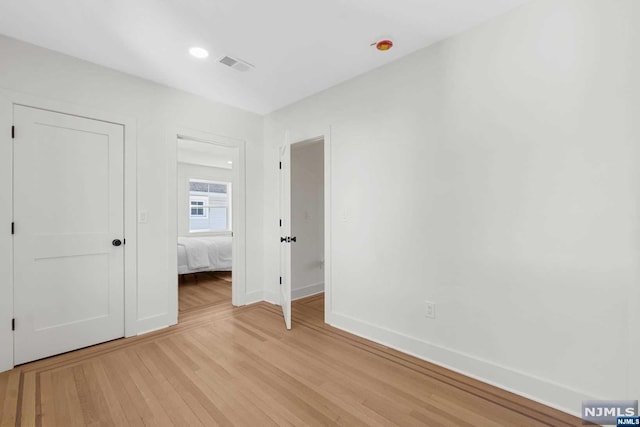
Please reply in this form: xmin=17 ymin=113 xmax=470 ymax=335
xmin=425 ymin=301 xmax=436 ymax=319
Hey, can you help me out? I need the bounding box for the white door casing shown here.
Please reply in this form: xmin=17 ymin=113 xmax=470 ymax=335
xmin=13 ymin=105 xmax=125 ymax=364
xmin=279 ymin=143 xmax=292 ymax=329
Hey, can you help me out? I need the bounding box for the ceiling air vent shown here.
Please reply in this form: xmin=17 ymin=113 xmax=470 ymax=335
xmin=217 ymin=56 xmax=254 ymax=72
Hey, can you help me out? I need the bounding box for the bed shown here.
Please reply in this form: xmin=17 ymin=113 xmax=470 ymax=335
xmin=177 ymin=236 xmax=232 ymax=275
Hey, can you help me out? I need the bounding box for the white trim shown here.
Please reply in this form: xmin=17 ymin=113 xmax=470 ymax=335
xmin=629 ymin=267 xmax=640 ymax=398
xmin=178 ymin=160 xmax=233 ymax=170
xmin=133 ymin=314 xmax=170 ymax=339
xmin=0 ymin=87 xmax=138 ymax=371
xmin=292 ymin=282 xmax=325 ymax=301
xmin=123 ymin=113 xmax=138 ymax=339
xmin=264 ymin=290 xmax=280 ymax=305
xmin=244 ymin=290 xmax=265 ymax=306
xmin=324 ymin=128 xmax=332 ymax=323
xmin=0 ymin=94 xmax=13 ymax=373
xmin=328 ymin=311 xmax=597 ymax=419
xmin=136 ymin=323 xmax=170 ymax=336
xmin=167 ymin=126 xmax=247 ymax=311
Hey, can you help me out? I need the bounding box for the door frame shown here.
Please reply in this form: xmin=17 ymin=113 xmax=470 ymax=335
xmin=0 ymin=89 xmax=138 ymax=372
xmin=285 ymin=127 xmax=333 ymax=325
xmin=167 ymin=126 xmax=247 ymax=314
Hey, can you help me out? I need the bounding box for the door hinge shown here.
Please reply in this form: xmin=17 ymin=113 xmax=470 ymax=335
xmin=123 ymin=238 xmax=126 ymax=245
xmin=11 ymin=126 xmax=14 ymax=139
xmin=11 ymin=222 xmax=14 ymax=235
xmin=279 ymin=219 xmax=282 ymax=227
xmin=11 ymin=318 xmax=15 ymax=331
xmin=279 ymin=161 xmax=282 ymax=170
xmin=279 ymin=276 xmax=282 ymax=285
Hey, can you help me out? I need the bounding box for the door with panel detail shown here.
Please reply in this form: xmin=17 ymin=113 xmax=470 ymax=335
xmin=279 ymin=144 xmax=292 ymax=329
xmin=13 ymin=105 xmax=125 ymax=365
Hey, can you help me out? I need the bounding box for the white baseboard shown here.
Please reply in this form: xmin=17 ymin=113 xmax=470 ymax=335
xmin=264 ymin=290 xmax=280 ymax=305
xmin=244 ymin=290 xmax=265 ymax=306
xmin=328 ymin=311 xmax=597 ymax=418
xmin=292 ymin=282 xmax=324 ymax=301
xmin=136 ymin=323 xmax=170 ymax=336
xmin=135 ymin=313 xmax=173 ymax=337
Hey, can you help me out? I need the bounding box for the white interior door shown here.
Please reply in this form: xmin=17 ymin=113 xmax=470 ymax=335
xmin=279 ymin=144 xmax=292 ymax=329
xmin=13 ymin=105 xmax=125 ymax=365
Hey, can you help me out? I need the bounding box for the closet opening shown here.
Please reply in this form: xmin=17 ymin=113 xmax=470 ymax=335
xmin=290 ymin=139 xmax=326 ymax=320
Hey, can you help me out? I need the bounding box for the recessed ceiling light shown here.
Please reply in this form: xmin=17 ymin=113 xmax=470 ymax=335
xmin=227 ymin=161 xmax=233 ymax=165
xmin=189 ymin=47 xmax=209 ymax=59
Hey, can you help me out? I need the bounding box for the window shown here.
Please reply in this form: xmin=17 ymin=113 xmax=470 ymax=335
xmin=188 ymin=179 xmax=231 ymax=233
xmin=190 ymin=197 xmax=208 ymax=218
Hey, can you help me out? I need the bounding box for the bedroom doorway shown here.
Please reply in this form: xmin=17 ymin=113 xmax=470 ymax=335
xmin=176 ymin=136 xmax=237 ymax=315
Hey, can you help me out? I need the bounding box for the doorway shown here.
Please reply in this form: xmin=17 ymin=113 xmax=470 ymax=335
xmin=291 ymin=140 xmax=325 ymax=301
xmin=175 ymin=136 xmax=239 ymax=315
xmin=280 ymin=135 xmax=329 ymax=329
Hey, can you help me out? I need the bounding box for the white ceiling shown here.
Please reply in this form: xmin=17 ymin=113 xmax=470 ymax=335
xmin=0 ymin=0 xmax=529 ymax=114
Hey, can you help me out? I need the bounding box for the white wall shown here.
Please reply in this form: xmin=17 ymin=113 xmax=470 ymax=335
xmin=0 ymin=34 xmax=264 ymax=370
xmin=177 ymin=163 xmax=233 ymax=237
xmin=291 ymin=141 xmax=324 ymax=300
xmin=264 ymin=0 xmax=640 ymax=414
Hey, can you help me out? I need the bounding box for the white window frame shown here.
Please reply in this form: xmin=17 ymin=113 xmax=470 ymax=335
xmin=189 ymin=196 xmax=208 ymax=218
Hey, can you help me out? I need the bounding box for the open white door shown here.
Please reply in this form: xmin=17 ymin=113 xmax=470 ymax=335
xmin=279 ymin=144 xmax=292 ymax=329
xmin=13 ymin=105 xmax=125 ymax=365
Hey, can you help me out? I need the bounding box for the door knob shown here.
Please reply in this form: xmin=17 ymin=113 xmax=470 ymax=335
xmin=290 ymin=237 xmax=297 ymax=243
xmin=280 ymin=237 xmax=287 ymax=242
xmin=112 ymin=239 xmax=122 ymax=247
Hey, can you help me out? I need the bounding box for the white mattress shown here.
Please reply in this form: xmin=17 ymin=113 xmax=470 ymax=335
xmin=177 ymin=236 xmax=232 ymax=275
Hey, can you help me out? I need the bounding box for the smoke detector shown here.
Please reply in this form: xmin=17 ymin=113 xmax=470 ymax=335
xmin=217 ymin=56 xmax=255 ymax=72
xmin=372 ymin=39 xmax=393 ymax=51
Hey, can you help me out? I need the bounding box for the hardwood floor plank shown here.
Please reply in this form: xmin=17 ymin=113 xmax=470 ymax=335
xmin=85 ymin=361 xmax=130 ymax=427
xmin=62 ymin=368 xmax=87 ymax=427
xmin=72 ymin=365 xmax=100 ymax=426
xmin=156 ymin=337 xmax=271 ymax=426
xmin=180 ymin=329 xmax=308 ymax=426
xmin=99 ymin=353 xmax=164 ymax=427
xmin=135 ymin=347 xmax=224 ymax=427
xmin=47 ymin=370 xmax=72 ymax=427
xmin=124 ymin=346 xmax=203 ymax=427
xmin=142 ymin=338 xmax=236 ymax=426
xmin=0 ymin=291 xmax=584 ymax=427
xmin=0 ymin=372 xmax=19 ymax=427
xmin=37 ymin=372 xmax=54 ymax=427
xmin=179 ymin=272 xmax=232 ymax=313
xmin=18 ymin=372 xmax=36 ymax=427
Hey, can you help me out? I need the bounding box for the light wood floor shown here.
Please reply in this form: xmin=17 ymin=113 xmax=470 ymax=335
xmin=0 ymin=293 xmax=582 ymax=426
xmin=178 ymin=271 xmax=232 ymax=313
